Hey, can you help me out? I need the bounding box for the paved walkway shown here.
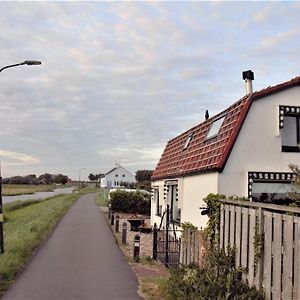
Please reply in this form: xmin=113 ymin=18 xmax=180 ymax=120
xmin=3 ymin=194 xmax=142 ymax=300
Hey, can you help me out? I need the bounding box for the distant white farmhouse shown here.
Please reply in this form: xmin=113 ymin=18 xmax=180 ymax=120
xmin=151 ymin=71 xmax=300 ymax=230
xmin=100 ymin=165 xmax=136 ymax=189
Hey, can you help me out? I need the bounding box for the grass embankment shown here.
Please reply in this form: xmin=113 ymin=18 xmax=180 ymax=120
xmin=95 ymin=188 xmax=109 ymax=207
xmin=2 ymin=184 xmax=56 ymax=196
xmin=0 ymin=193 xmax=80 ymax=296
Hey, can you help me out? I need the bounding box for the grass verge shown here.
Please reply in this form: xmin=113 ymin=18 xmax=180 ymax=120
xmin=95 ymin=188 xmax=109 ymax=207
xmin=2 ymin=184 xmax=56 ymax=196
xmin=0 ymin=193 xmax=80 ymax=296
xmin=73 ymin=184 xmax=101 ymax=195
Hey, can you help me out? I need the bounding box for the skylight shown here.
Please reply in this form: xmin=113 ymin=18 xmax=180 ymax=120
xmin=206 ymin=115 xmax=226 ymax=140
xmin=183 ymin=133 xmax=193 ymax=150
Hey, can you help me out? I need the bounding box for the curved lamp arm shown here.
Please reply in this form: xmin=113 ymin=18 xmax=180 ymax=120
xmin=0 ymin=60 xmax=41 ymax=73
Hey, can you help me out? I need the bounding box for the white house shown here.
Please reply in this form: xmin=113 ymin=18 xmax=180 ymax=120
xmin=100 ymin=165 xmax=136 ymax=189
xmin=151 ymin=71 xmax=300 ymax=230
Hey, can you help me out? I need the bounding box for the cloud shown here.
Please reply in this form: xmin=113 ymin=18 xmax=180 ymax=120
xmin=0 ymin=2 xmax=299 ymax=179
xmin=259 ymin=29 xmax=299 ymax=51
xmin=0 ymin=150 xmax=40 ymax=166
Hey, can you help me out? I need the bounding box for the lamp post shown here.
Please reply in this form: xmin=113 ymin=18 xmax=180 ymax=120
xmin=79 ymin=168 xmax=86 ymax=187
xmin=0 ymin=60 xmax=41 ymax=254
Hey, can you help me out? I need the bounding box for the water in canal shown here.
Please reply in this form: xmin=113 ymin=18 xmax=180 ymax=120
xmin=3 ymin=187 xmax=75 ymax=204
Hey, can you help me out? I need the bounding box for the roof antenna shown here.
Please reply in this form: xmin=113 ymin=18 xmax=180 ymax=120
xmin=205 ymin=110 xmax=209 ymax=121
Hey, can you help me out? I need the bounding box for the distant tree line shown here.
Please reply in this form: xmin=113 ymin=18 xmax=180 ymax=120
xmin=2 ymin=173 xmax=69 ymax=185
xmin=88 ymin=173 xmax=104 ymax=182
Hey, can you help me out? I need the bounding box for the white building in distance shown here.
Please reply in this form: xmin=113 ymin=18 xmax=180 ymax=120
xmin=100 ymin=165 xmax=136 ymax=189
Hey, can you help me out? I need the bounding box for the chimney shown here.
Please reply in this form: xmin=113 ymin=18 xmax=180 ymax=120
xmin=205 ymin=110 xmax=209 ymax=121
xmin=242 ymin=70 xmax=254 ymax=95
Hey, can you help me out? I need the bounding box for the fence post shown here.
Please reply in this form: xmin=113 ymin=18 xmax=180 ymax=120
xmin=110 ymin=211 xmax=115 ymax=226
xmin=122 ymin=222 xmax=127 ymax=244
xmin=255 ymin=207 xmax=264 ymax=291
xmin=115 ymin=215 xmax=119 ymax=233
xmin=153 ymin=223 xmax=157 ymax=260
xmin=133 ymin=234 xmax=140 ymax=262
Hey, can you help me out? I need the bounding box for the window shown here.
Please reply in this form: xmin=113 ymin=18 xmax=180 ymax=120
xmin=183 ymin=133 xmax=193 ymax=150
xmin=206 ymin=115 xmax=226 ymax=140
xmin=280 ymin=106 xmax=300 ymax=152
xmin=248 ymin=172 xmax=297 ymax=205
xmin=167 ymin=183 xmax=180 ymax=223
xmin=115 ymin=174 xmax=119 ymax=177
xmin=153 ymin=188 xmax=161 ymax=216
xmin=122 ymin=174 xmax=125 ymax=178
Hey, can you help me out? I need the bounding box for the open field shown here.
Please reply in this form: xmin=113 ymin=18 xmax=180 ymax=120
xmin=0 ymin=193 xmax=80 ymax=296
xmin=2 ymin=184 xmax=57 ymax=196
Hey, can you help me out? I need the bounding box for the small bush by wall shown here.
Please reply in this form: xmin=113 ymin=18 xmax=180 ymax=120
xmin=109 ymin=190 xmax=151 ymax=215
xmin=167 ymin=248 xmax=264 ymax=300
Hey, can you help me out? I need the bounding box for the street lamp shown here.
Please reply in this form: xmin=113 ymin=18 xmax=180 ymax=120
xmin=79 ymin=168 xmax=87 ymax=186
xmin=0 ymin=60 xmax=42 ymax=73
xmin=0 ymin=60 xmax=41 ymax=254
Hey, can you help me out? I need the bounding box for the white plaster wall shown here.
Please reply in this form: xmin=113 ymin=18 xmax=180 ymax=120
xmin=151 ymin=179 xmax=165 ymax=226
xmin=219 ymin=86 xmax=300 ymax=197
xmin=151 ymin=174 xmax=218 ymax=230
xmin=181 ymin=172 xmax=218 ymax=229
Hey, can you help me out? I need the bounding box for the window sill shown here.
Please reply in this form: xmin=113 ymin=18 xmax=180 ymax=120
xmin=282 ymin=146 xmax=300 ymax=152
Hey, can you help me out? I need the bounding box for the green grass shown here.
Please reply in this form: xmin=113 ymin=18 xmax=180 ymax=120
xmin=2 ymin=184 xmax=56 ymax=196
xmin=73 ymin=184 xmax=101 ymax=195
xmin=95 ymin=188 xmax=109 ymax=207
xmin=140 ymin=276 xmax=169 ymax=300
xmin=0 ymin=193 xmax=80 ymax=296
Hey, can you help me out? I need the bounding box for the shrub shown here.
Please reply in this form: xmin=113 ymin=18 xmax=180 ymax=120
xmin=109 ymin=190 xmax=150 ymax=215
xmin=167 ymin=248 xmax=264 ymax=300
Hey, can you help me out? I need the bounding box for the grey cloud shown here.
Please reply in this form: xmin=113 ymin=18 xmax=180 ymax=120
xmin=1 ymin=2 xmax=300 ymax=179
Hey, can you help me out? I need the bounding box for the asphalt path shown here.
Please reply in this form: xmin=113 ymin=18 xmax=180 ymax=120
xmin=2 ymin=194 xmax=142 ymax=300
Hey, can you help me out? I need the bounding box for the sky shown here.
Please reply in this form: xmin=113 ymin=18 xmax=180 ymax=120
xmin=0 ymin=1 xmax=300 ymax=181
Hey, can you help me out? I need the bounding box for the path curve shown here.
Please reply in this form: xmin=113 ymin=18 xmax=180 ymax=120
xmin=2 ymin=193 xmax=142 ymax=300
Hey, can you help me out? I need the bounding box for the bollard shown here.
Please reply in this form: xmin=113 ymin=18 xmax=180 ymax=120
xmin=111 ymin=211 xmax=115 ymax=226
xmin=108 ymin=203 xmax=112 ymax=220
xmin=115 ymin=215 xmax=119 ymax=233
xmin=152 ymin=223 xmax=157 ymax=260
xmin=133 ymin=234 xmax=140 ymax=262
xmin=122 ymin=222 xmax=127 ymax=244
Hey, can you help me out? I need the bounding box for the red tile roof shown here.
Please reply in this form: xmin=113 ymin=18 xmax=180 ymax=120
xmin=152 ymin=76 xmax=300 ymax=180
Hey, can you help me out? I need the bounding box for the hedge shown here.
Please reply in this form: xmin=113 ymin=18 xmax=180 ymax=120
xmin=109 ymin=190 xmax=151 ymax=215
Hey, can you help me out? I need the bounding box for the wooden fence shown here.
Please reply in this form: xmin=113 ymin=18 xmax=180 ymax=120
xmin=219 ymin=199 xmax=300 ymax=300
xmin=180 ymin=228 xmax=206 ymax=267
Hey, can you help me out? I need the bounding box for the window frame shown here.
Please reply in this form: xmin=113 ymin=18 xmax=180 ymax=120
xmin=153 ymin=187 xmax=161 ymax=216
xmin=205 ymin=115 xmax=226 ymax=141
xmin=248 ymin=171 xmax=295 ymax=203
xmin=166 ymin=183 xmax=180 ymax=224
xmin=279 ymin=105 xmax=300 ymax=152
xmin=183 ymin=133 xmax=193 ymax=150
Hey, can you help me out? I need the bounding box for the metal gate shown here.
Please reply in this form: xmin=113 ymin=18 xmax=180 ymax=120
xmin=152 ymin=205 xmax=181 ymax=268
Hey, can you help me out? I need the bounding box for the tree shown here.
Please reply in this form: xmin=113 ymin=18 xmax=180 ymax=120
xmin=38 ymin=173 xmax=52 ymax=184
xmin=88 ymin=173 xmax=95 ymax=181
xmin=54 ymin=174 xmax=68 ymax=185
xmin=135 ymin=170 xmax=153 ymax=192
xmin=135 ymin=170 xmax=153 ymax=182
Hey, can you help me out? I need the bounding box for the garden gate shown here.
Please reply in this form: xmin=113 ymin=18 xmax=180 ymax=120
xmin=152 ymin=205 xmax=181 ymax=268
